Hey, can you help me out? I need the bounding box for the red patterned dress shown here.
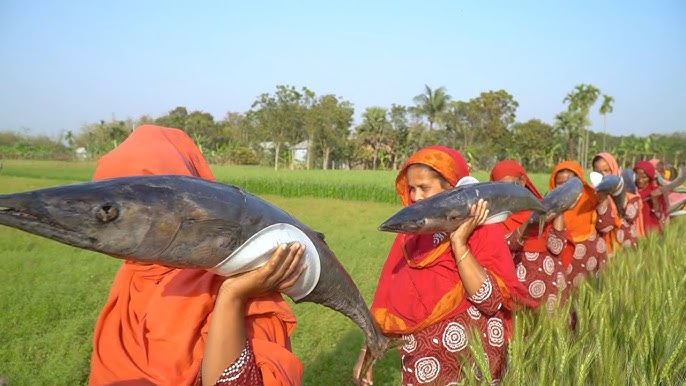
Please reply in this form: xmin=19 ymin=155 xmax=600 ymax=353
xmin=202 ymin=342 xmax=264 ymax=386
xmin=615 ymin=195 xmax=641 ymax=248
xmin=399 ymin=274 xmax=509 ymax=385
xmin=505 ymin=228 xmax=570 ymax=313
xmin=564 ymin=204 xmax=614 ymax=288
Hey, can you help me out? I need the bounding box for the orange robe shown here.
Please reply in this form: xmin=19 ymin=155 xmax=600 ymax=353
xmin=88 ymin=125 xmax=302 ymax=385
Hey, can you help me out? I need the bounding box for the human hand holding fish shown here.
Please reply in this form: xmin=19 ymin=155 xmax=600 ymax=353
xmin=216 ymin=242 xmax=306 ymax=303
xmin=449 ymin=199 xmax=489 ymax=251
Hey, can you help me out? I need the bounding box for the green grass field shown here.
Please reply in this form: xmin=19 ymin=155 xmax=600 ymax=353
xmin=1 ymin=161 xmax=684 ymax=385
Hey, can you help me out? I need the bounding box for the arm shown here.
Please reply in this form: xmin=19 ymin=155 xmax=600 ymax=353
xmin=202 ymin=243 xmax=305 ymax=386
xmin=449 ymin=199 xmax=489 ymax=297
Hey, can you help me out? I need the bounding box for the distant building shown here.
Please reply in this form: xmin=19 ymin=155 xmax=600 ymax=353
xmin=291 ymin=140 xmax=308 ymax=164
xmin=75 ymin=147 xmax=88 ymax=161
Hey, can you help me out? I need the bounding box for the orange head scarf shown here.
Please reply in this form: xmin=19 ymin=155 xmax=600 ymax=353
xmin=371 ymin=146 xmax=531 ymax=335
xmin=89 ymin=125 xmax=301 ymax=386
xmin=549 ymin=161 xmax=598 ymax=244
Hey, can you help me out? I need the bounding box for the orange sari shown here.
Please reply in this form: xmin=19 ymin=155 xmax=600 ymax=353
xmin=89 ymin=125 xmax=302 ymax=385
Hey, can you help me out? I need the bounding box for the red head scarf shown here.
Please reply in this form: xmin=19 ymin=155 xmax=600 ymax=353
xmin=89 ymin=125 xmax=301 ymax=385
xmin=549 ymin=161 xmax=599 ymax=245
xmin=634 ymin=160 xmax=667 ymax=232
xmin=371 ymin=146 xmax=530 ymax=335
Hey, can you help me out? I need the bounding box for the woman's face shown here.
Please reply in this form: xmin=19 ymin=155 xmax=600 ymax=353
xmin=498 ymin=175 xmax=525 ymax=186
xmin=406 ymin=165 xmax=449 ymax=203
xmin=635 ymin=168 xmax=650 ymax=189
xmin=554 ymin=170 xmax=575 ymax=188
xmin=593 ymin=158 xmax=612 ymax=177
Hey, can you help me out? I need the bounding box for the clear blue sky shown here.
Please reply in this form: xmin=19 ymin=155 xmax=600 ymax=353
xmin=1 ymin=0 xmax=684 ymax=138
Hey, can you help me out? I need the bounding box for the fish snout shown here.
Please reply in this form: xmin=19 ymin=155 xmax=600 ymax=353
xmin=95 ymin=204 xmax=119 ymax=223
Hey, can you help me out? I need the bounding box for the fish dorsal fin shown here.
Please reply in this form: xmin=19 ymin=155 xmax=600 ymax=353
xmin=484 ymin=211 xmax=512 ymax=225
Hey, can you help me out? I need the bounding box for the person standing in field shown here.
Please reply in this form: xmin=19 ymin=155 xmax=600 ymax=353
xmin=549 ymin=161 xmax=613 ymax=288
xmin=591 ymin=152 xmax=644 ymax=249
xmin=89 ymin=125 xmax=304 ymax=386
xmin=490 ymin=160 xmax=573 ymax=313
xmin=634 ymin=160 xmax=668 ymax=234
xmin=355 ymin=146 xmax=532 ymax=385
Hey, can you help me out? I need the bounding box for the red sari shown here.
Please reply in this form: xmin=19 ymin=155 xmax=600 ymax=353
xmin=371 ymin=146 xmax=530 ymax=384
xmin=634 ymin=161 xmax=668 ymax=233
xmin=594 ymin=152 xmax=643 ymax=251
xmin=490 ymin=160 xmax=573 ymax=313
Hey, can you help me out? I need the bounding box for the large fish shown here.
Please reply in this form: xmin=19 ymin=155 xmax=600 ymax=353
xmin=526 ymin=177 xmax=583 ymax=231
xmin=591 ymin=173 xmax=627 ymax=218
xmin=378 ymin=181 xmax=546 ymax=234
xmin=0 ymin=175 xmax=392 ymax=381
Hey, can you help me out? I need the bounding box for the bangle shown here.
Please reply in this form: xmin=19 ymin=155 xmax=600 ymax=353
xmin=457 ymin=249 xmax=470 ymax=264
xmin=516 ymin=227 xmax=525 ymax=239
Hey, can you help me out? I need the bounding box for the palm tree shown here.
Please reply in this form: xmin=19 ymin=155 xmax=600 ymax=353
xmin=563 ymin=84 xmax=600 ymax=167
xmin=412 ymin=85 xmax=451 ymax=130
xmin=599 ymin=95 xmax=614 ymax=151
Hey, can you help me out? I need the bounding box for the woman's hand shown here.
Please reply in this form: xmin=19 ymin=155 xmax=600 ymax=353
xmin=202 ymin=243 xmax=306 ymax=386
xmin=352 ymin=344 xmax=373 ymax=385
xmin=450 ymin=199 xmax=489 ymax=250
xmin=217 ymin=242 xmax=306 ymax=304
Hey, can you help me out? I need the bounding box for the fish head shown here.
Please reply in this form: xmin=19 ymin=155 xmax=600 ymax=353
xmin=378 ymin=189 xmax=471 ymax=234
xmin=0 ymin=176 xmax=242 ymax=267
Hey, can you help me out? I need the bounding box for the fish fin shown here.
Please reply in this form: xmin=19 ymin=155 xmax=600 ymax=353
xmin=538 ymin=214 xmax=546 ymax=238
xmin=484 ymin=211 xmax=511 ymax=224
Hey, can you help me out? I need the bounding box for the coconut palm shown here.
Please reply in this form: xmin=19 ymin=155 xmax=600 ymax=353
xmin=599 ymin=94 xmax=614 ymax=151
xmin=412 ymin=85 xmax=451 ymax=130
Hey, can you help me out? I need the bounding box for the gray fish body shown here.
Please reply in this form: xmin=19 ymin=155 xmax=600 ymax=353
xmin=0 ymin=175 xmax=390 ymax=379
xmin=378 ymin=181 xmax=546 ymax=234
xmin=595 ymin=175 xmax=626 ymax=218
xmin=622 ymin=169 xmax=637 ymax=194
xmin=528 ymin=177 xmax=583 ymax=228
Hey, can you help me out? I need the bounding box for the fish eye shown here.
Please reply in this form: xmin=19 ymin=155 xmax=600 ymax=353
xmin=96 ymin=204 xmax=119 ymax=223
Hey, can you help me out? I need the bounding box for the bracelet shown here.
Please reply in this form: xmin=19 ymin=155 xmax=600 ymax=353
xmin=457 ymin=249 xmax=470 ymax=264
xmin=516 ymin=227 xmax=525 ymax=239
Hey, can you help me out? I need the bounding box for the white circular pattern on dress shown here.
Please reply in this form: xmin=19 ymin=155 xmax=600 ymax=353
xmin=402 ymin=334 xmax=417 ymax=352
xmin=573 ymin=273 xmax=585 ymax=287
xmin=596 ymin=237 xmax=607 ymax=253
xmin=557 ymin=272 xmax=567 ymax=290
xmin=625 ymin=202 xmax=637 ymax=218
xmin=516 ymin=264 xmax=527 ymax=282
xmin=528 ymin=279 xmax=546 ymax=298
xmin=414 ymin=356 xmax=440 ymax=383
xmin=548 ymin=237 xmax=564 ymax=255
xmin=565 ymin=263 xmax=573 ymax=275
xmin=487 ymin=317 xmax=505 ymax=347
xmin=616 ymin=229 xmax=625 ymax=243
xmin=442 ymin=322 xmax=468 ymax=352
xmin=629 ymin=225 xmax=637 ymax=239
xmin=545 ymin=294 xmax=558 ymax=313
xmin=525 ymin=251 xmax=539 ymax=261
xmin=470 ymin=276 xmax=492 ymax=304
xmin=543 ymin=256 xmax=555 ymax=275
xmin=586 ymin=256 xmax=598 ymax=271
xmin=588 ymin=232 xmax=597 ymax=241
xmin=467 ymin=305 xmax=481 ymax=319
xmin=574 ymin=244 xmax=586 ymax=259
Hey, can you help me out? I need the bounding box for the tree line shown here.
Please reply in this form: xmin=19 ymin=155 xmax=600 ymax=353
xmin=1 ymin=83 xmax=684 ymax=172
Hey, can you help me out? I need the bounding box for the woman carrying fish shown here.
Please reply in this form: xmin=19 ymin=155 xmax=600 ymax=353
xmin=89 ymin=125 xmax=304 ymax=386
xmin=549 ymin=161 xmax=613 ymax=288
xmin=592 ymin=152 xmax=643 ymax=249
xmin=357 ymin=146 xmax=531 ymax=385
xmin=634 ymin=160 xmax=668 ymax=233
xmin=490 ymin=160 xmax=572 ymax=313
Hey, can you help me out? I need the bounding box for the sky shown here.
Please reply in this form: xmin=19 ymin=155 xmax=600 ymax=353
xmin=1 ymin=0 xmax=684 ymax=139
